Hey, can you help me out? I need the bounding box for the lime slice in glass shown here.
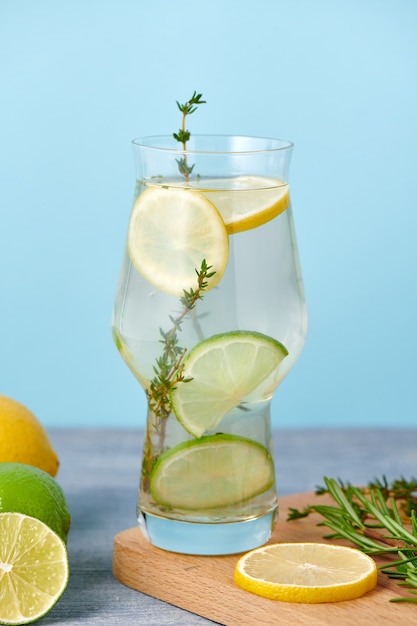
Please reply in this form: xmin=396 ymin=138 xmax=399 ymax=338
xmin=0 ymin=512 xmax=69 ymax=625
xmin=170 ymin=330 xmax=288 ymax=437
xmin=127 ymin=186 xmax=229 ymax=296
xmin=150 ymin=434 xmax=274 ymax=510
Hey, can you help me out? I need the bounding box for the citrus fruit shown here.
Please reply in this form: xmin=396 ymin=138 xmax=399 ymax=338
xmin=0 ymin=395 xmax=59 ymax=476
xmin=199 ymin=175 xmax=290 ymax=234
xmin=170 ymin=330 xmax=288 ymax=437
xmin=0 ymin=512 xmax=69 ymax=625
xmin=127 ymin=186 xmax=229 ymax=296
xmin=234 ymin=542 xmax=378 ymax=603
xmin=150 ymin=434 xmax=274 ymax=510
xmin=0 ymin=463 xmax=70 ymax=543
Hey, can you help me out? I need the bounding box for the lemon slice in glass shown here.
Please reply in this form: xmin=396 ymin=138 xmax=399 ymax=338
xmin=170 ymin=330 xmax=288 ymax=438
xmin=127 ymin=186 xmax=229 ymax=296
xmin=198 ymin=175 xmax=290 ymax=234
xmin=234 ymin=542 xmax=378 ymax=603
xmin=150 ymin=434 xmax=274 ymax=510
xmin=0 ymin=512 xmax=69 ymax=624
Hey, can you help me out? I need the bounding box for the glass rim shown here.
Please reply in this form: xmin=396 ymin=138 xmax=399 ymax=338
xmin=132 ymin=134 xmax=294 ymax=155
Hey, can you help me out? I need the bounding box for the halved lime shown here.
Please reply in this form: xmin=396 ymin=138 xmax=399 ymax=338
xmin=150 ymin=434 xmax=274 ymax=510
xmin=0 ymin=512 xmax=69 ymax=625
xmin=170 ymin=330 xmax=288 ymax=437
xmin=127 ymin=186 xmax=229 ymax=296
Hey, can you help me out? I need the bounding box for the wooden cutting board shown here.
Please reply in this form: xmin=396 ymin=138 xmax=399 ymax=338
xmin=113 ymin=491 xmax=416 ymax=625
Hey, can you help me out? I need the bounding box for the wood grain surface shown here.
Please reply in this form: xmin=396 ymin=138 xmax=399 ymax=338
xmin=113 ymin=491 xmax=416 ymax=625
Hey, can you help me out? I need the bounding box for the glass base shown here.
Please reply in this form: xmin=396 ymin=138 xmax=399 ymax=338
xmin=137 ymin=509 xmax=277 ymax=555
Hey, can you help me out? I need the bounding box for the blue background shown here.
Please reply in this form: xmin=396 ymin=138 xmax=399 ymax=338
xmin=1 ymin=0 xmax=416 ymax=428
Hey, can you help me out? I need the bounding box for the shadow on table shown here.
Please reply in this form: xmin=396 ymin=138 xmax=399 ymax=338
xmin=41 ymin=570 xmax=118 ymax=623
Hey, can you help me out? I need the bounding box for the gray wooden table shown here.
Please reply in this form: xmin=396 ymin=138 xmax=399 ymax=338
xmin=43 ymin=428 xmax=417 ymax=625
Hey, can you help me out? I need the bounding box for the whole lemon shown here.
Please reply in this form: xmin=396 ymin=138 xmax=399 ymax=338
xmin=0 ymin=395 xmax=59 ymax=476
xmin=0 ymin=462 xmax=71 ymax=542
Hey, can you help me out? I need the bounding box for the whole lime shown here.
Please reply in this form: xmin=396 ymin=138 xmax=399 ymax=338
xmin=0 ymin=462 xmax=70 ymax=542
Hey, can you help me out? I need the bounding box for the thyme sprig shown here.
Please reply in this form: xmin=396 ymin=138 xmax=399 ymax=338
xmin=147 ymin=259 xmax=215 ymax=422
xmin=173 ymin=90 xmax=206 ymax=179
xmin=287 ymin=476 xmax=417 ymax=603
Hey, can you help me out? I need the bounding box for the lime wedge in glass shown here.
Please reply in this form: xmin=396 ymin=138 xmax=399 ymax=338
xmin=150 ymin=434 xmax=274 ymax=510
xmin=170 ymin=330 xmax=288 ymax=437
xmin=0 ymin=512 xmax=69 ymax=625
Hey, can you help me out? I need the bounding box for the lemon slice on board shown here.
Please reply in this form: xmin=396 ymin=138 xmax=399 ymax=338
xmin=199 ymin=175 xmax=290 ymax=234
xmin=0 ymin=512 xmax=69 ymax=625
xmin=170 ymin=330 xmax=288 ymax=438
xmin=150 ymin=434 xmax=274 ymax=510
xmin=234 ymin=542 xmax=378 ymax=603
xmin=127 ymin=186 xmax=229 ymax=296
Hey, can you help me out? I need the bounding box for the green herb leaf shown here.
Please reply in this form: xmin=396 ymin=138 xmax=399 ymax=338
xmin=173 ymin=91 xmax=206 ymax=180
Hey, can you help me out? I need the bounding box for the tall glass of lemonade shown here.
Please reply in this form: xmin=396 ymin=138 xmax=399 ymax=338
xmin=113 ymin=124 xmax=307 ymax=555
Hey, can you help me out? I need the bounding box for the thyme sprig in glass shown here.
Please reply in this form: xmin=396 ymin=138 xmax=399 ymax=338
xmin=173 ymin=90 xmax=206 ymax=179
xmin=141 ymin=260 xmax=215 ymax=487
xmin=147 ymin=259 xmax=215 ymax=423
xmin=288 ymin=476 xmax=417 ymax=603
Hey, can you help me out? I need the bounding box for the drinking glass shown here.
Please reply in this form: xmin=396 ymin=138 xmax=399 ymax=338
xmin=112 ymin=135 xmax=307 ymax=555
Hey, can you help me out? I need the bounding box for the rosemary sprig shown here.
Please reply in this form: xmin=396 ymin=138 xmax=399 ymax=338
xmin=287 ymin=476 xmax=417 ymax=602
xmin=173 ymin=90 xmax=206 ymax=179
xmin=147 ymin=259 xmax=215 ymax=422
